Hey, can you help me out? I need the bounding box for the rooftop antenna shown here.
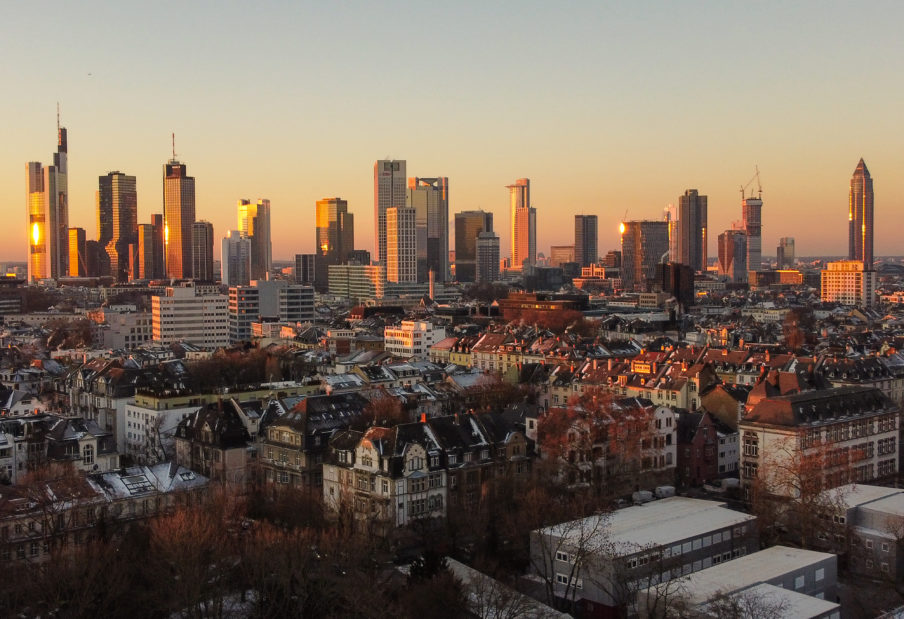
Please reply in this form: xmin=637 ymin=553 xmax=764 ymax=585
xmin=172 ymin=133 xmax=177 ymax=160
xmin=56 ymin=102 xmax=60 ymax=133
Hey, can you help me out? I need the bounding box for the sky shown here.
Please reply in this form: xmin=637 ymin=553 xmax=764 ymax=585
xmin=3 ymin=1 xmax=903 ymax=263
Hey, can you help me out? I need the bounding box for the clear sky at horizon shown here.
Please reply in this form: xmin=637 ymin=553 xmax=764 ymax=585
xmin=3 ymin=1 xmax=902 ymax=263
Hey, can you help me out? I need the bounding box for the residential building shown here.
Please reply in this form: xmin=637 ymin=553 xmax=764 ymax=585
xmin=384 ymin=321 xmax=446 ymax=359
xmin=454 ymin=210 xmax=493 ymax=282
xmin=374 ymin=159 xmax=406 ymax=265
xmin=476 ymin=231 xmax=500 ymax=283
xmin=849 ymin=158 xmax=874 ymax=269
xmin=821 ymin=260 xmax=877 ymax=308
xmin=620 ymin=220 xmax=669 ymax=291
xmin=386 ymin=206 xmax=416 ymax=283
xmin=191 ymin=220 xmax=214 ymax=281
xmin=163 ymin=160 xmax=196 ymax=279
xmin=740 ymin=387 xmax=899 ymax=498
xmin=68 ymin=227 xmax=86 ymax=277
xmin=260 ymin=393 xmax=369 ymax=488
xmin=45 ymin=416 xmax=119 ymax=474
xmin=678 ymin=189 xmax=708 ymax=272
xmin=237 ymin=198 xmax=272 ymax=281
xmin=221 ymin=229 xmax=251 ymax=286
xmin=717 ymin=229 xmax=747 ymax=282
xmin=574 ymin=215 xmax=598 ymax=267
xmin=173 ymin=401 xmax=252 ymax=484
xmin=407 ymin=177 xmax=449 ymax=282
xmin=508 ymin=178 xmax=536 ymax=270
xmin=99 ymin=171 xmax=138 ymax=281
xmin=151 ymin=283 xmax=228 ymax=348
xmin=26 ymin=120 xmax=69 ymax=282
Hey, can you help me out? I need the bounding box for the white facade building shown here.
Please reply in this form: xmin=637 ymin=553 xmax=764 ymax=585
xmin=821 ymin=260 xmax=877 ymax=308
xmin=384 ymin=321 xmax=446 ymax=359
xmin=386 ymin=206 xmax=416 ymax=283
xmin=151 ymin=283 xmax=228 ymax=348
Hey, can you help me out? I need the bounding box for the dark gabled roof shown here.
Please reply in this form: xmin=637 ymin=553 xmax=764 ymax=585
xmin=175 ymin=403 xmax=250 ymax=449
xmin=745 ymin=386 xmax=893 ymax=428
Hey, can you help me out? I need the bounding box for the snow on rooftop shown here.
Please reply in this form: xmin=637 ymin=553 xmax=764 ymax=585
xmin=658 ymin=546 xmax=835 ymax=606
xmin=826 ymin=484 xmax=904 ymax=512
xmin=540 ymin=497 xmax=755 ymax=552
xmin=707 ymin=582 xmax=840 ymax=619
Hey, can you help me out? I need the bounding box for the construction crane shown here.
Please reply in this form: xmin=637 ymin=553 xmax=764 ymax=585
xmin=740 ymin=166 xmax=762 ymax=200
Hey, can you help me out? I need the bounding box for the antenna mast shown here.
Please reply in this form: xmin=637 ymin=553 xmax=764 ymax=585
xmin=172 ymin=133 xmax=176 ymax=160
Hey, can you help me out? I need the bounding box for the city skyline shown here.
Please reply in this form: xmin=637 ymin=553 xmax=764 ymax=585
xmin=4 ymin=3 xmax=904 ymax=264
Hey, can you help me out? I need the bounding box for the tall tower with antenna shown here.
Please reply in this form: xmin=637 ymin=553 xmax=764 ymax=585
xmin=741 ymin=167 xmax=763 ymax=273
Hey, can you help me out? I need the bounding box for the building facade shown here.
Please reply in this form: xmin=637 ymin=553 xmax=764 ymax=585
xmin=384 ymin=321 xmax=446 ymax=359
xmin=374 ymin=159 xmax=407 ymax=266
xmin=620 ymin=220 xmax=669 ymax=292
xmin=574 ymin=214 xmax=598 ymax=268
xmin=237 ymin=198 xmax=272 ymax=281
xmin=191 ymin=220 xmax=214 ymax=282
xmin=821 ymin=260 xmax=877 ymax=308
xmin=26 ymin=122 xmax=69 ymax=282
xmin=508 ymin=178 xmax=536 ymax=270
xmin=717 ymin=229 xmax=747 ymax=283
xmin=476 ymin=231 xmax=501 ymax=283
xmin=386 ymin=206 xmax=417 ymax=283
xmin=742 ymin=194 xmax=763 ymax=272
xmin=315 ymin=197 xmax=354 ymax=291
xmin=221 ymin=229 xmax=251 ymax=287
xmin=152 ymin=284 xmax=228 ymax=348
xmin=407 ymin=177 xmax=449 ymax=282
xmin=454 ymin=210 xmax=493 ymax=282
xmin=99 ymin=171 xmax=137 ymax=282
xmin=849 ymin=158 xmax=874 ymax=269
xmin=678 ymin=189 xmax=708 ymax=272
xmin=163 ymin=160 xmax=196 ymax=279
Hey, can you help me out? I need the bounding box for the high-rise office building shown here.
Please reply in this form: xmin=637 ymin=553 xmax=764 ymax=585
xmin=150 ymin=214 xmax=165 ymax=279
xmin=407 ymin=177 xmax=449 ymax=282
xmin=476 ymin=231 xmax=500 ymax=283
xmin=26 ymin=119 xmax=69 ymax=282
xmin=849 ymin=159 xmax=874 ymax=269
xmin=742 ymin=193 xmax=763 ymax=272
xmin=677 ymin=189 xmax=707 ymax=272
xmin=454 ymin=210 xmax=493 ymax=283
xmin=237 ymin=199 xmax=272 ymax=281
xmin=152 ymin=284 xmax=228 ymax=348
xmin=136 ymin=224 xmax=158 ymax=280
xmin=191 ymin=221 xmax=215 ymax=282
xmin=549 ymin=245 xmax=575 ymax=267
xmin=294 ymin=253 xmax=316 ymax=286
xmin=68 ymin=227 xmax=86 ymax=277
xmin=717 ymin=229 xmax=748 ymax=283
xmin=374 ymin=160 xmax=406 ymax=266
xmin=222 ymin=230 xmax=252 ymax=287
xmin=163 ymin=160 xmax=196 ymax=279
xmin=98 ymin=171 xmax=138 ymax=281
xmin=777 ymin=237 xmax=795 ymax=269
xmin=386 ymin=207 xmax=416 ymax=283
xmin=665 ymin=204 xmax=679 ymax=263
xmin=508 ymin=178 xmax=536 ymax=270
xmin=620 ymin=220 xmax=670 ymax=292
xmin=574 ymin=214 xmax=598 ymax=267
xmin=314 ymin=197 xmax=354 ymax=291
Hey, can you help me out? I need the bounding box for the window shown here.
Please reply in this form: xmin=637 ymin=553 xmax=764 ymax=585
xmin=815 ymin=568 xmax=825 ymax=582
xmin=795 ymin=575 xmax=805 ymax=590
xmin=381 ymin=480 xmax=389 ymax=494
xmin=882 ymin=542 xmax=890 ymax=553
xmin=865 ymin=540 xmax=874 ymax=550
xmin=83 ymin=444 xmax=94 ymax=466
xmin=556 ymin=551 xmax=571 ymax=563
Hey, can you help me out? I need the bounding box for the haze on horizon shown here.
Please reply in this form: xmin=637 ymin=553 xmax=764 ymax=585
xmin=2 ymin=1 xmax=902 ymax=264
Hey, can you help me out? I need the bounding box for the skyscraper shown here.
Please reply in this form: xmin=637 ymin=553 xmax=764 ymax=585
xmin=508 ymin=178 xmax=536 ymax=270
xmin=237 ymin=199 xmax=272 ymax=281
xmin=386 ymin=207 xmax=416 ymax=283
xmin=26 ymin=118 xmax=69 ymax=282
xmin=163 ymin=160 xmax=196 ymax=279
xmin=454 ymin=210 xmax=493 ymax=283
xmin=98 ymin=171 xmax=138 ymax=282
xmin=222 ymin=230 xmax=252 ymax=287
xmin=677 ymin=189 xmax=707 ymax=272
xmin=717 ymin=229 xmax=747 ymax=283
xmin=150 ymin=214 xmax=165 ymax=279
xmin=407 ymin=177 xmax=449 ymax=282
xmin=314 ymin=197 xmax=354 ymax=292
xmin=191 ymin=221 xmax=214 ymax=282
xmin=742 ymin=193 xmax=763 ymax=272
xmin=137 ymin=224 xmax=157 ymax=280
xmin=374 ymin=160 xmax=407 ymax=266
xmin=68 ymin=227 xmax=86 ymax=277
xmin=620 ymin=220 xmax=669 ymax=292
xmin=294 ymin=254 xmax=316 ymax=286
xmin=777 ymin=237 xmax=795 ymax=269
xmin=849 ymin=159 xmax=874 ymax=269
xmin=476 ymin=231 xmax=500 ymax=283
xmin=574 ymin=215 xmax=598 ymax=267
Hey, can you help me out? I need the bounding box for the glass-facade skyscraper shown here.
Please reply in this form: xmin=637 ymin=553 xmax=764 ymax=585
xmin=508 ymin=178 xmax=536 ymax=270
xmin=26 ymin=120 xmax=69 ymax=282
xmin=574 ymin=214 xmax=598 ymax=267
xmin=374 ymin=160 xmax=406 ymax=266
xmin=237 ymin=199 xmax=272 ymax=281
xmin=407 ymin=177 xmax=449 ymax=282
xmin=620 ymin=220 xmax=669 ymax=292
xmin=98 ymin=171 xmax=138 ymax=282
xmin=849 ymin=159 xmax=874 ymax=269
xmin=163 ymin=160 xmax=196 ymax=279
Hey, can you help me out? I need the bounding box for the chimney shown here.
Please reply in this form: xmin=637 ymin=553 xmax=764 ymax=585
xmin=420 ymin=413 xmax=427 ymax=423
xmin=608 ymin=358 xmax=613 ymax=371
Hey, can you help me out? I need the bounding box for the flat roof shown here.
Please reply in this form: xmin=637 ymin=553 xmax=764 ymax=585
xmin=655 ymin=546 xmax=835 ymax=606
xmin=710 ymin=583 xmax=840 ymax=619
xmin=827 ymin=484 xmax=904 ymax=509
xmin=539 ymin=497 xmax=756 ymax=552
